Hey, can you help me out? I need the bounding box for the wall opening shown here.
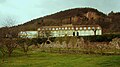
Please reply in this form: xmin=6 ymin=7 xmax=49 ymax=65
xmin=77 ymin=32 xmax=79 ymax=36
xmin=73 ymin=32 xmax=75 ymax=36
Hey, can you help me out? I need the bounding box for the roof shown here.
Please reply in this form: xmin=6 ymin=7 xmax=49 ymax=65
xmin=38 ymin=24 xmax=102 ymax=31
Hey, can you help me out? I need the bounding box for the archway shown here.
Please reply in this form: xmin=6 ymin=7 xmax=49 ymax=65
xmin=77 ymin=32 xmax=79 ymax=36
xmin=73 ymin=32 xmax=75 ymax=36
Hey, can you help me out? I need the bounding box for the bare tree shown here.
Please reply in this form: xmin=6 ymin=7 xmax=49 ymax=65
xmin=109 ymin=38 xmax=120 ymax=54
xmin=0 ymin=16 xmax=18 ymax=38
xmin=0 ymin=39 xmax=6 ymax=62
xmin=0 ymin=38 xmax=17 ymax=63
xmin=0 ymin=16 xmax=18 ymax=62
xmin=2 ymin=16 xmax=17 ymax=27
xmin=55 ymin=37 xmax=64 ymax=53
xmin=69 ymin=36 xmax=78 ymax=48
xmin=17 ymin=38 xmax=32 ymax=55
xmin=3 ymin=38 xmax=17 ymax=56
xmin=17 ymin=32 xmax=32 ymax=55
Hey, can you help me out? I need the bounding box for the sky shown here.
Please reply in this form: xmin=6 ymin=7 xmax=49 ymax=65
xmin=0 ymin=0 xmax=120 ymax=27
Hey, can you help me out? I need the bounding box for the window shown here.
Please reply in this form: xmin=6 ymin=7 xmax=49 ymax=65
xmin=88 ymin=27 xmax=91 ymax=29
xmin=52 ymin=28 xmax=55 ymax=30
xmin=84 ymin=27 xmax=86 ymax=30
xmin=68 ymin=27 xmax=71 ymax=30
xmin=62 ymin=27 xmax=64 ymax=30
xmin=56 ymin=28 xmax=58 ymax=30
xmin=80 ymin=27 xmax=82 ymax=30
xmin=65 ymin=27 xmax=67 ymax=30
xmin=76 ymin=27 xmax=78 ymax=30
xmin=72 ymin=27 xmax=74 ymax=30
xmin=59 ymin=27 xmax=61 ymax=30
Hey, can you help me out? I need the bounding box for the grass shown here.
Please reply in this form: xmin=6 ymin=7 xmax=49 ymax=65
xmin=0 ymin=49 xmax=120 ymax=67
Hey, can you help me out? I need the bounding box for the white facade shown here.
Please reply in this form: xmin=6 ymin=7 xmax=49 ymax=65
xmin=18 ymin=31 xmax=38 ymax=38
xmin=18 ymin=24 xmax=102 ymax=38
xmin=38 ymin=24 xmax=102 ymax=37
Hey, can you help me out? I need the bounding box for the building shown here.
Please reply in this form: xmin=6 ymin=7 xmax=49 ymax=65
xmin=18 ymin=24 xmax=102 ymax=38
xmin=18 ymin=31 xmax=38 ymax=38
xmin=38 ymin=24 xmax=102 ymax=38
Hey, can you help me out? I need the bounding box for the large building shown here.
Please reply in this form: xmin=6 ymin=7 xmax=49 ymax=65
xmin=38 ymin=24 xmax=102 ymax=38
xmin=18 ymin=24 xmax=102 ymax=38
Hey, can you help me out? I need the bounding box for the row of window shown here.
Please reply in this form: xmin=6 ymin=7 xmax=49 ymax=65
xmin=38 ymin=27 xmax=100 ymax=31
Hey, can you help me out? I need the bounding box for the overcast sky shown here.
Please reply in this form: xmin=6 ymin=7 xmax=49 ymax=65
xmin=0 ymin=0 xmax=120 ymax=27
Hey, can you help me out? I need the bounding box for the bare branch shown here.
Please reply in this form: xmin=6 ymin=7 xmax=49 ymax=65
xmin=2 ymin=16 xmax=17 ymax=27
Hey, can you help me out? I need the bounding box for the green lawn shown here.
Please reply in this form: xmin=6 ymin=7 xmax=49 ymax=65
xmin=0 ymin=49 xmax=120 ymax=67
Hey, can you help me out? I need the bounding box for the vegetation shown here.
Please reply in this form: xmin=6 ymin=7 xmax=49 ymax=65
xmin=0 ymin=49 xmax=120 ymax=67
xmin=0 ymin=34 xmax=120 ymax=66
xmin=83 ymin=34 xmax=120 ymax=42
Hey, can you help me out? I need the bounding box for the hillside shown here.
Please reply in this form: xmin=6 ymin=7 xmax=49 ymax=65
xmin=0 ymin=8 xmax=120 ymax=38
xmin=16 ymin=8 xmax=107 ymax=30
xmin=107 ymin=12 xmax=120 ymax=33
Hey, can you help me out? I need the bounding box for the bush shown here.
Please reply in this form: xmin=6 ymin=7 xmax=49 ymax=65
xmin=37 ymin=38 xmax=47 ymax=44
xmin=78 ymin=34 xmax=120 ymax=42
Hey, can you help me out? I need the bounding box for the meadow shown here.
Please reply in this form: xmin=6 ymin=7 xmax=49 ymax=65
xmin=0 ymin=48 xmax=120 ymax=67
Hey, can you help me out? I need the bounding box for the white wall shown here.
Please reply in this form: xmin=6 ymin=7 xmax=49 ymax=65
xmin=50 ymin=29 xmax=102 ymax=37
xmin=96 ymin=30 xmax=102 ymax=35
xmin=19 ymin=31 xmax=38 ymax=38
xmin=38 ymin=27 xmax=102 ymax=37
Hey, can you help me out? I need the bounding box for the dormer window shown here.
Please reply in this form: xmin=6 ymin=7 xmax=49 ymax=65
xmin=72 ymin=27 xmax=74 ymax=30
xmin=56 ymin=28 xmax=58 ymax=30
xmin=88 ymin=27 xmax=91 ymax=29
xmin=80 ymin=27 xmax=82 ymax=30
xmin=52 ymin=28 xmax=55 ymax=30
xmin=76 ymin=27 xmax=78 ymax=30
xmin=84 ymin=27 xmax=86 ymax=30
xmin=62 ymin=27 xmax=64 ymax=30
xmin=59 ymin=27 xmax=61 ymax=30
xmin=65 ymin=27 xmax=67 ymax=30
xmin=68 ymin=27 xmax=71 ymax=30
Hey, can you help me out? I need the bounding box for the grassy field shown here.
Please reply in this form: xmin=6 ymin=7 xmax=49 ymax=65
xmin=0 ymin=49 xmax=120 ymax=67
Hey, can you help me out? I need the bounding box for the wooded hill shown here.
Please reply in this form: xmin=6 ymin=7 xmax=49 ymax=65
xmin=0 ymin=8 xmax=120 ymax=37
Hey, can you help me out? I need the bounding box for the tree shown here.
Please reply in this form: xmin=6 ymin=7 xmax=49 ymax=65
xmin=0 ymin=38 xmax=17 ymax=63
xmin=0 ymin=16 xmax=18 ymax=62
xmin=108 ymin=11 xmax=114 ymax=16
xmin=3 ymin=38 xmax=17 ymax=57
xmin=0 ymin=16 xmax=18 ymax=38
xmin=109 ymin=38 xmax=120 ymax=53
xmin=64 ymin=34 xmax=70 ymax=49
xmin=0 ymin=39 xmax=6 ymax=62
xmin=69 ymin=36 xmax=78 ymax=48
xmin=54 ymin=37 xmax=63 ymax=53
xmin=17 ymin=31 xmax=34 ymax=55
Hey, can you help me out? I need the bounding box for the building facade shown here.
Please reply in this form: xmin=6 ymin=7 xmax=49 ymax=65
xmin=38 ymin=24 xmax=102 ymax=38
xmin=18 ymin=31 xmax=38 ymax=38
